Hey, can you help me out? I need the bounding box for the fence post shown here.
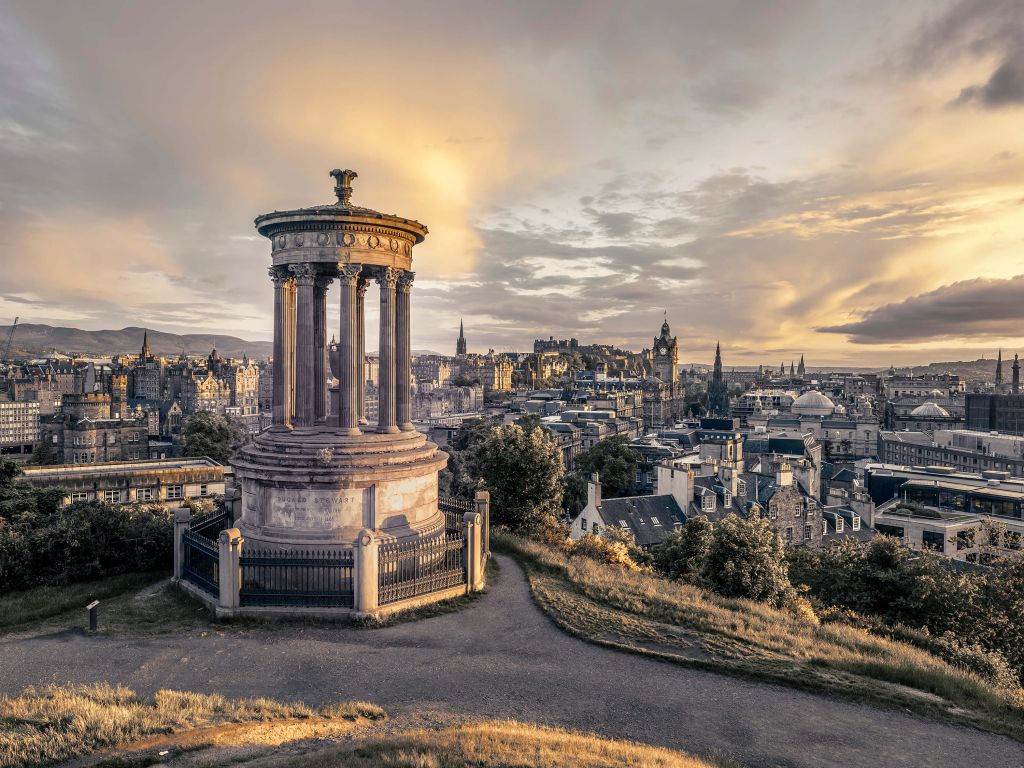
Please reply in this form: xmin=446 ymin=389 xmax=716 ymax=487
xmin=474 ymin=490 xmax=490 ymax=557
xmin=172 ymin=507 xmax=191 ymax=582
xmin=355 ymin=528 xmax=379 ymax=615
xmin=218 ymin=527 xmax=243 ymax=612
xmin=463 ymin=511 xmax=483 ymax=592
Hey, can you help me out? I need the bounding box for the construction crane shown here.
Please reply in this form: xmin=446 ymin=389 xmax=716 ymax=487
xmin=2 ymin=317 xmax=18 ymax=362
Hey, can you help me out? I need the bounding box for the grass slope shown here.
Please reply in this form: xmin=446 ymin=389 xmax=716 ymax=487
xmin=266 ymin=721 xmax=728 ymax=768
xmin=0 ymin=684 xmax=384 ymax=768
xmin=495 ymin=532 xmax=1024 ymax=741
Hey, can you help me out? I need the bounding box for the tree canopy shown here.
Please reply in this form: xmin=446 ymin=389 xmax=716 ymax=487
xmin=181 ymin=411 xmax=248 ymax=464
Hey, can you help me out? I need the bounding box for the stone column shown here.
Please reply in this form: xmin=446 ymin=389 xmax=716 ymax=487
xmin=396 ymin=271 xmax=415 ymax=431
xmin=285 ymin=278 xmax=297 ymax=423
xmin=290 ymin=264 xmax=317 ymax=428
xmin=356 ymin=278 xmax=368 ymax=425
xmin=376 ymin=267 xmax=400 ymax=434
xmin=314 ymin=273 xmax=333 ymax=423
xmin=268 ymin=267 xmax=290 ymax=429
xmin=475 ymin=489 xmax=490 ymax=557
xmin=337 ymin=264 xmax=363 ymax=434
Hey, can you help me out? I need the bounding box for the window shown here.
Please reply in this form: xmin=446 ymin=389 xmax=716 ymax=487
xmin=785 ymin=526 xmax=793 ymax=542
xmin=852 ymin=516 xmax=860 ymax=531
xmin=581 ymin=518 xmax=587 ymax=531
xmin=835 ymin=517 xmax=844 ymax=532
xmin=701 ymin=493 xmax=714 ymax=512
xmin=803 ymin=524 xmax=812 ymax=541
xmin=651 ymin=516 xmax=662 ymax=526
xmin=737 ymin=479 xmax=746 ymax=497
xmin=104 ymin=489 xmax=123 ymax=503
xmin=136 ymin=487 xmax=154 ymax=502
xmin=592 ymin=523 xmax=599 ymax=535
xmin=70 ymin=492 xmax=89 ymax=503
xmin=619 ymin=519 xmax=629 ymax=528
xmin=199 ymin=484 xmax=209 ymax=497
xmin=166 ymin=485 xmax=183 ymax=500
xmin=723 ymin=492 xmax=731 ymax=506
xmin=923 ymin=530 xmax=945 ymax=550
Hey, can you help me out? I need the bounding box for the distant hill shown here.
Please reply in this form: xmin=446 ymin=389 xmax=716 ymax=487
xmin=889 ymin=358 xmax=1001 ymax=383
xmin=1 ymin=323 xmax=272 ymax=360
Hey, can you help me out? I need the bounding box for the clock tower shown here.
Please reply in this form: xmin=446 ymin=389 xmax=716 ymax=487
xmin=651 ymin=317 xmax=679 ymax=394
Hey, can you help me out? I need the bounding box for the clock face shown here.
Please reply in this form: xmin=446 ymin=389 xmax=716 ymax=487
xmin=659 ymin=346 xmax=667 ymax=355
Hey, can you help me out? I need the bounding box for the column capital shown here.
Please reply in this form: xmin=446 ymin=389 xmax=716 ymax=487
xmin=397 ymin=271 xmax=415 ymax=293
xmin=356 ymin=276 xmax=369 ymax=297
xmin=337 ymin=263 xmax=363 ymax=285
xmin=289 ymin=263 xmax=317 ymax=285
xmin=268 ymin=266 xmax=291 ymax=287
xmin=376 ymin=266 xmax=400 ymax=289
xmin=315 ymin=274 xmax=334 ymax=290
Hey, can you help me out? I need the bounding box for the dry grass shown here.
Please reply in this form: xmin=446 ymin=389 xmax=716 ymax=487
xmin=495 ymin=531 xmax=1024 ymax=741
xmin=0 ymin=684 xmax=385 ymax=768
xmin=271 ymin=720 xmax=725 ymax=768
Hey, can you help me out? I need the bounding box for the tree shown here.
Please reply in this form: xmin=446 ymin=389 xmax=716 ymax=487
xmin=572 ymin=435 xmax=640 ymax=499
xmin=182 ymin=411 xmax=247 ymax=464
xmin=653 ymin=517 xmax=714 ymax=582
xmin=466 ymin=422 xmax=564 ymax=535
xmin=703 ymin=514 xmax=794 ymax=607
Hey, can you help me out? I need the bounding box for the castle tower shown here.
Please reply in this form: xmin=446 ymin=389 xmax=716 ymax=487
xmin=456 ymin=319 xmax=467 ymax=357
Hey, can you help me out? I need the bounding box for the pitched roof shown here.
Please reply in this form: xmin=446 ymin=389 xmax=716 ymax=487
xmin=595 ymin=495 xmax=686 ymax=548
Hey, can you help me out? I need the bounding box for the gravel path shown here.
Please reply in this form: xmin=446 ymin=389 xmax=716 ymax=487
xmin=2 ymin=555 xmax=1021 ymax=768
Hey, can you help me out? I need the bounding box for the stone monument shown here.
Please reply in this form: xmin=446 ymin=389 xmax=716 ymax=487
xmin=231 ymin=169 xmax=448 ymax=551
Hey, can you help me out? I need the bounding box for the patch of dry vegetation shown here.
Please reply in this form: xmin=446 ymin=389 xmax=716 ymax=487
xmin=271 ymin=720 xmax=725 ymax=768
xmin=495 ymin=531 xmax=1024 ymax=740
xmin=0 ymin=684 xmax=384 ymax=768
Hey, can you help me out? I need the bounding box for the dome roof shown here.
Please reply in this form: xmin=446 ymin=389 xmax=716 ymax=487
xmin=792 ymin=389 xmax=835 ymax=415
xmin=911 ymin=402 xmax=951 ymax=418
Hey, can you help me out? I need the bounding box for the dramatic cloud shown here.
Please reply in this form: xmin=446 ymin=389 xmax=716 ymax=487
xmin=819 ymin=275 xmax=1024 ymax=343
xmin=1 ymin=0 xmax=1023 ymax=365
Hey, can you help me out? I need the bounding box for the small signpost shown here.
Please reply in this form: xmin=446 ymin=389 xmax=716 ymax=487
xmin=86 ymin=600 xmax=100 ymax=632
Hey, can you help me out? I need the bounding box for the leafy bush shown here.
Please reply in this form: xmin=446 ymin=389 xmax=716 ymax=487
xmin=568 ymin=532 xmax=641 ymax=571
xmin=652 ymin=517 xmax=713 ymax=582
xmin=0 ymin=461 xmax=172 ymax=591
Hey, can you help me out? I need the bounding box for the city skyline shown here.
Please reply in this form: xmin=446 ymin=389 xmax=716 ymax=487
xmin=2 ymin=1 xmax=1023 ymax=365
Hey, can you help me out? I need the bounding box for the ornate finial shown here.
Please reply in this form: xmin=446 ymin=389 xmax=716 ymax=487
xmin=330 ymin=168 xmax=358 ymax=206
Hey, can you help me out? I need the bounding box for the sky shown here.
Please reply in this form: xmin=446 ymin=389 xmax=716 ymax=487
xmin=1 ymin=0 xmax=1023 ymax=367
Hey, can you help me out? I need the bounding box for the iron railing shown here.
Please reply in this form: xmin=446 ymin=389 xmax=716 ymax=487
xmin=181 ymin=529 xmax=219 ymax=596
xmin=378 ymin=531 xmax=466 ymax=606
xmin=190 ymin=507 xmax=231 ymax=539
xmin=239 ymin=549 xmax=355 ymax=608
xmin=439 ymin=495 xmax=473 ymax=535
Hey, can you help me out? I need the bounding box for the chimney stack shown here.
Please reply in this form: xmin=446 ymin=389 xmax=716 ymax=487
xmin=776 ymin=460 xmax=793 ymax=488
xmin=587 ymin=472 xmax=601 ymax=509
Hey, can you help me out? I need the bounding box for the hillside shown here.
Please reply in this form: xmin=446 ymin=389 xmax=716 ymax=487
xmin=890 ymin=358 xmax=1001 ymax=383
xmin=0 ymin=324 xmax=272 ymax=360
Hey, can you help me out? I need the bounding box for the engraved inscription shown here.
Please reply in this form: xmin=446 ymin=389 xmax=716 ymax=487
xmin=268 ymin=488 xmax=364 ymax=529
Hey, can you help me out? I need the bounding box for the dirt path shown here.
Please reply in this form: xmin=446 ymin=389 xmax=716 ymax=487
xmin=2 ymin=555 xmax=1021 ymax=768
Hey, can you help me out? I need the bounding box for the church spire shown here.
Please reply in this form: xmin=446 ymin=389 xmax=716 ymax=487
xmin=456 ymin=319 xmax=467 ymax=357
xmin=797 ymin=353 xmax=805 ymax=377
xmin=141 ymin=329 xmax=150 ymax=360
xmin=1014 ymin=353 xmax=1021 ymax=395
xmin=996 ymin=348 xmax=1004 ymax=386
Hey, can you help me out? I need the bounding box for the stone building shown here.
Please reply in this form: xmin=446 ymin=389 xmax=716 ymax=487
xmin=40 ymin=392 xmax=151 ymax=464
xmin=181 ymin=370 xmax=233 ymax=415
xmin=0 ymin=400 xmax=40 ymax=460
xmin=21 ymin=457 xmax=225 ymax=506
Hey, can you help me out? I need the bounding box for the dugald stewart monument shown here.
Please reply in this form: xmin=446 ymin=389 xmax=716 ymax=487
xmin=175 ymin=169 xmax=487 ymax=618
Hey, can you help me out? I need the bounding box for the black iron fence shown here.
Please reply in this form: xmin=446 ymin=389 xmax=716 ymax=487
xmin=378 ymin=531 xmax=466 ymax=606
xmin=439 ymin=495 xmax=473 ymax=535
xmin=190 ymin=507 xmax=232 ymax=539
xmin=239 ymin=549 xmax=355 ymax=608
xmin=181 ymin=529 xmax=219 ymax=596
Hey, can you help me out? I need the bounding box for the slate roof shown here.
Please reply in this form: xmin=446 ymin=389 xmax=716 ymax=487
xmin=596 ymin=495 xmax=686 ymax=548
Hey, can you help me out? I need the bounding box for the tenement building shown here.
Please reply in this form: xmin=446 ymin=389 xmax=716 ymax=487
xmin=879 ymin=428 xmax=1024 ymax=478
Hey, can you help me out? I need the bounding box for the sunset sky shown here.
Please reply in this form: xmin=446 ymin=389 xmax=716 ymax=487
xmin=1 ymin=0 xmax=1023 ymax=366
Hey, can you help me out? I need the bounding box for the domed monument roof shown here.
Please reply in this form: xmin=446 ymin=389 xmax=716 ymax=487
xmin=911 ymin=402 xmax=951 ymax=418
xmin=792 ymin=389 xmax=835 ymax=416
